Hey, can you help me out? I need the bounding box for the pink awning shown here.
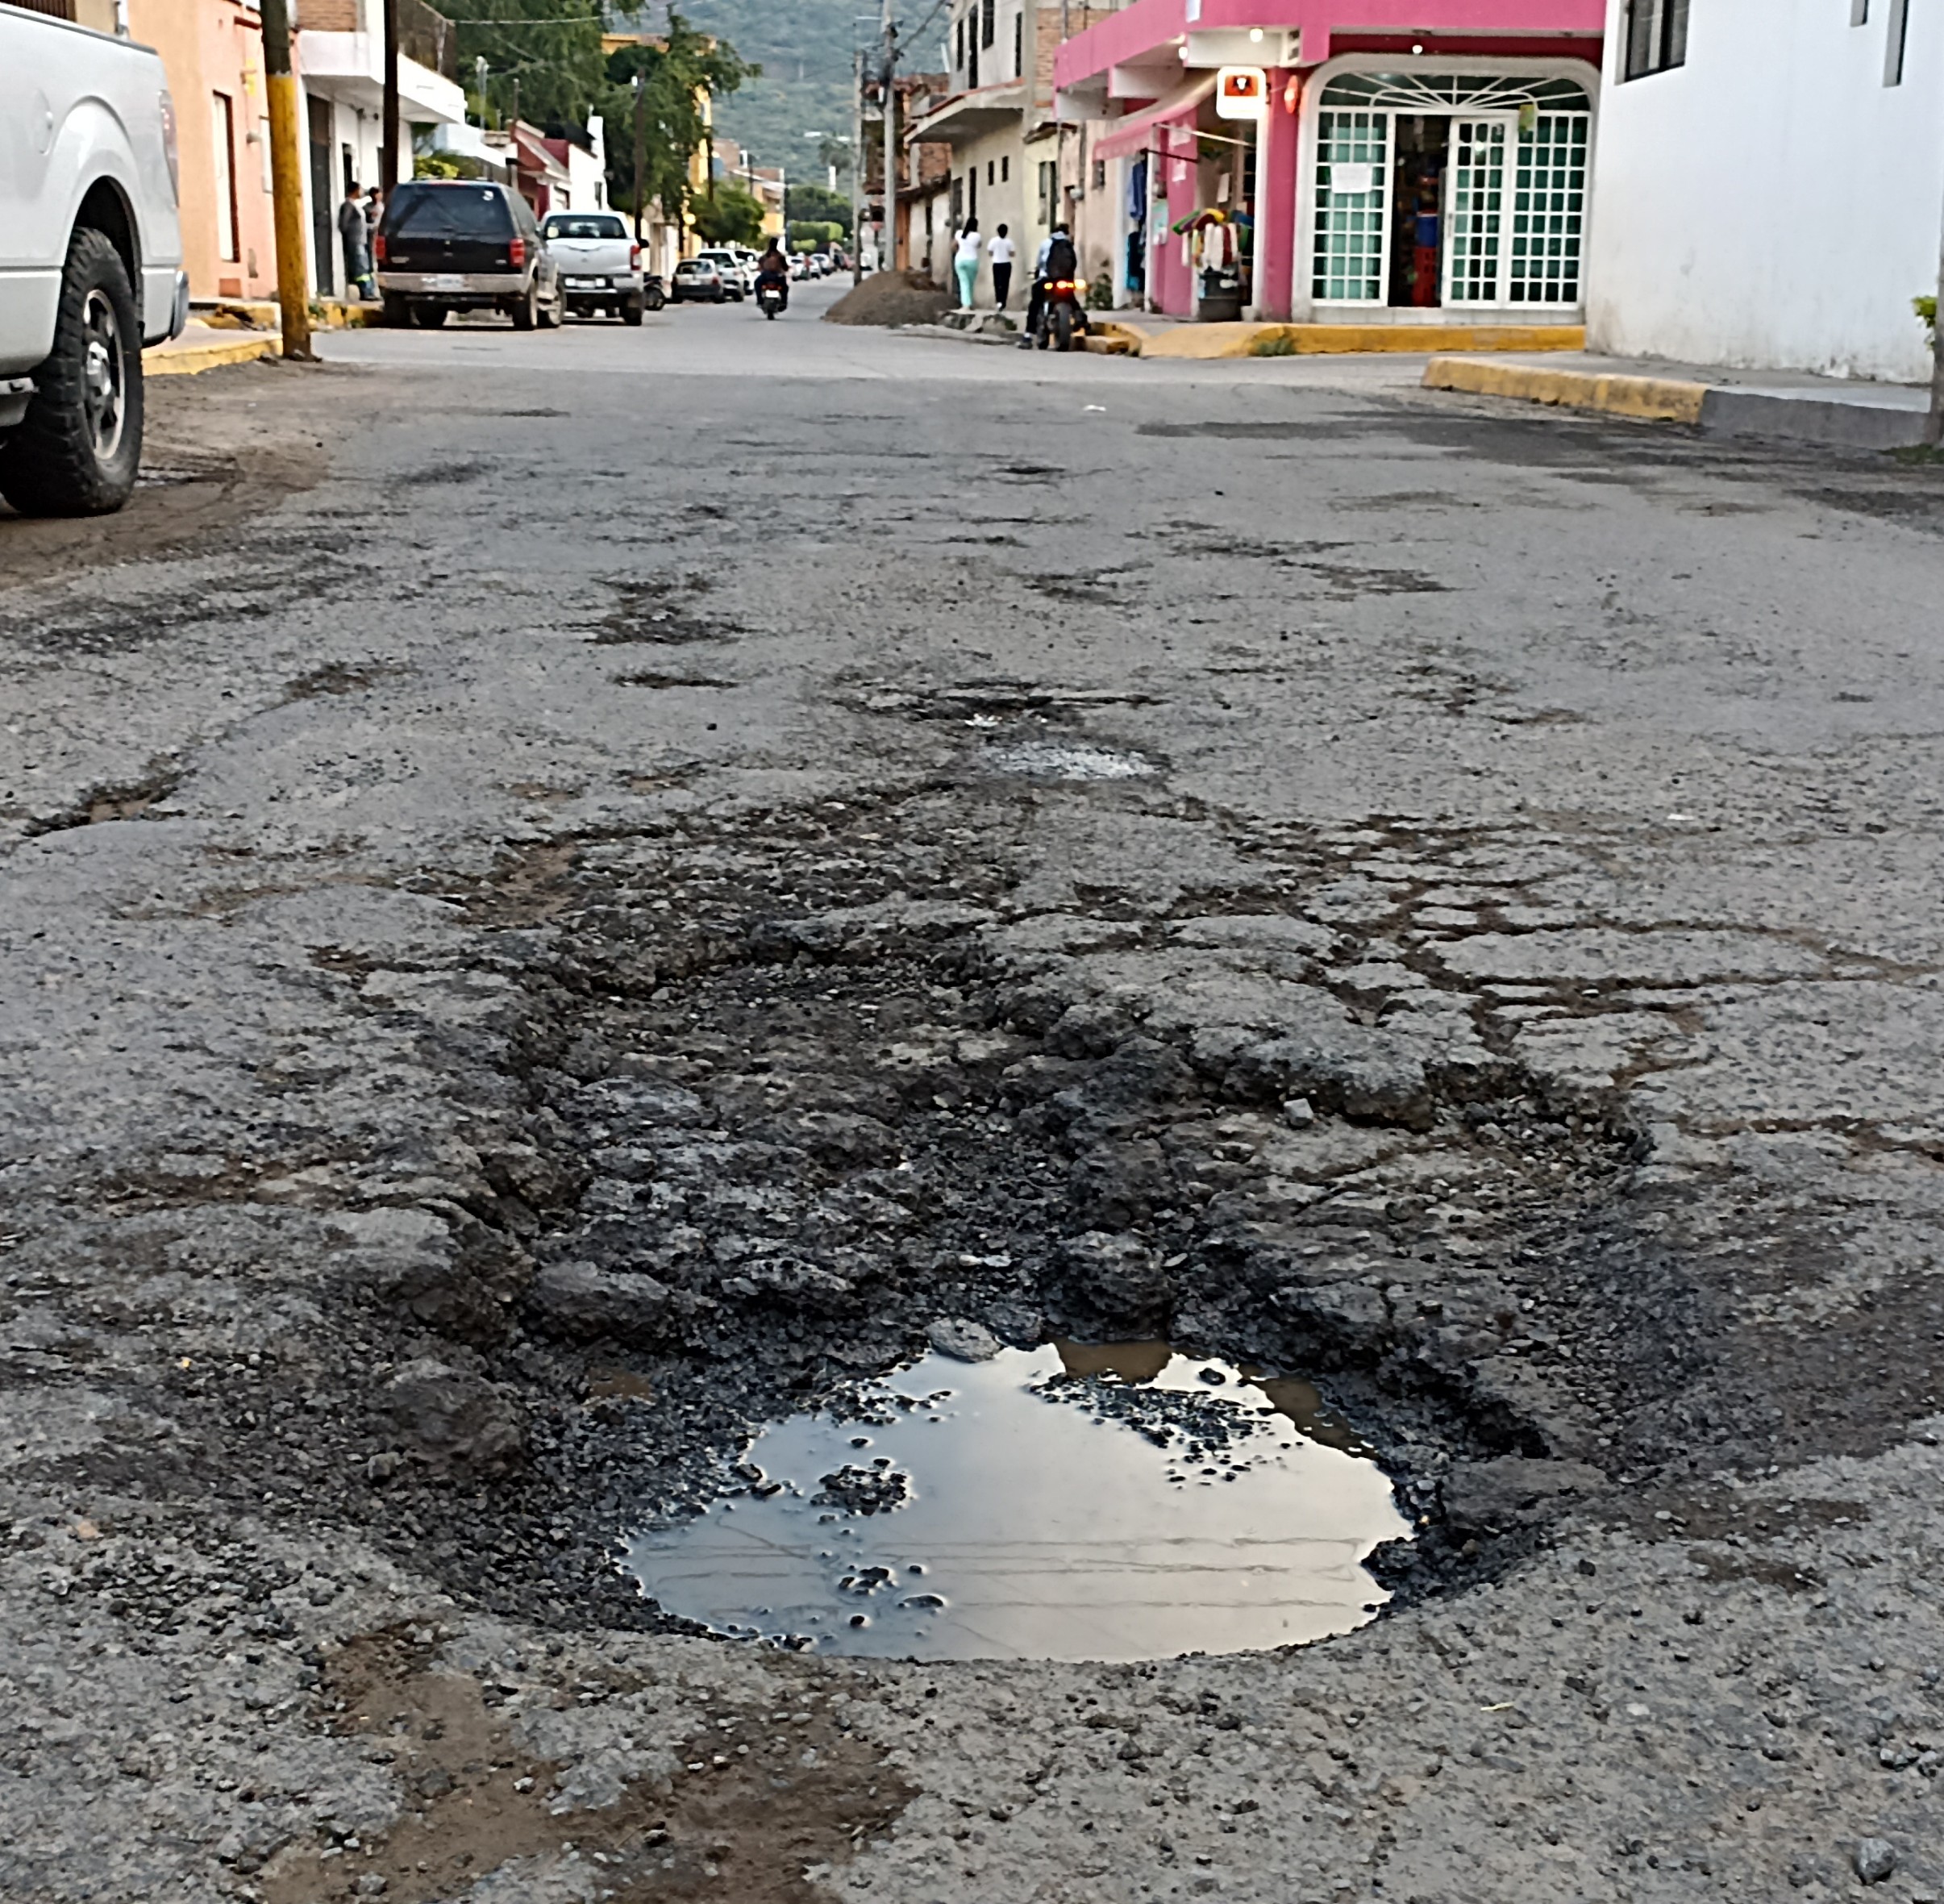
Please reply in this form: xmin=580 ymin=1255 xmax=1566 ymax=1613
xmin=1093 ymin=73 xmax=1218 ymax=162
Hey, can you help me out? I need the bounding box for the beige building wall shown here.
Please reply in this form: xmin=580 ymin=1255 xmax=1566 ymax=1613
xmin=131 ymin=0 xmax=282 ymax=301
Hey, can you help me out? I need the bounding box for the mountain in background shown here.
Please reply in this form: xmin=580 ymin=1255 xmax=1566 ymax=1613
xmin=643 ymin=0 xmax=871 ymax=177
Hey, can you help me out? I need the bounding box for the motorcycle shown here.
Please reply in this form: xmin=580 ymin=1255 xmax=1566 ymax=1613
xmin=642 ymin=273 xmax=667 ymax=312
xmin=1036 ymin=277 xmax=1088 ymax=352
xmin=756 ymin=277 xmax=788 ymax=319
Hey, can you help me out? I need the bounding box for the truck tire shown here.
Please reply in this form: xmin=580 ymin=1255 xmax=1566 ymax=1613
xmin=621 ymin=296 xmax=644 ymax=327
xmin=0 ymin=226 xmax=143 ymax=517
xmin=410 ymin=304 xmax=447 ymax=328
xmin=509 ymin=282 xmax=539 ymax=331
xmin=381 ymin=292 xmax=411 ymax=327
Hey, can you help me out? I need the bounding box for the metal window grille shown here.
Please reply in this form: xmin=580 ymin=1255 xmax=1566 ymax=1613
xmin=1507 ymin=115 xmax=1588 ymax=305
xmin=980 ymin=0 xmax=995 ymax=50
xmin=1014 ymin=9 xmax=1023 ymax=77
xmin=1310 ymin=110 xmax=1388 ymax=303
xmin=1446 ymin=119 xmax=1508 ymax=303
xmin=1623 ymin=0 xmax=1689 ymax=79
xmin=1320 ymin=73 xmax=1591 ymax=113
xmin=6 ymin=0 xmax=76 ymax=17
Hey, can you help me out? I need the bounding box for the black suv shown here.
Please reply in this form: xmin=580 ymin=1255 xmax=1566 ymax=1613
xmin=374 ymin=181 xmax=564 ymax=331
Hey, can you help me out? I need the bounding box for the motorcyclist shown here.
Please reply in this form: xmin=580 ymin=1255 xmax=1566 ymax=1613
xmin=1019 ymin=223 xmax=1078 ymax=347
xmin=756 ymin=240 xmax=790 ymax=310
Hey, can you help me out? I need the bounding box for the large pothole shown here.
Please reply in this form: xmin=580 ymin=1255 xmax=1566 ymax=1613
xmin=383 ymin=785 xmax=1649 ymax=1641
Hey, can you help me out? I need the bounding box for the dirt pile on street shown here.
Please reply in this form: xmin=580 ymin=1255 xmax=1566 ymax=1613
xmin=822 ymin=268 xmax=956 ymax=327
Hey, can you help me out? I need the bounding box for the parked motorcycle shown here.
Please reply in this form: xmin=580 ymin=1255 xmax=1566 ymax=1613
xmin=1036 ymin=277 xmax=1088 ymax=352
xmin=756 ymin=278 xmax=787 ymax=320
xmin=642 ymin=273 xmax=667 ymax=312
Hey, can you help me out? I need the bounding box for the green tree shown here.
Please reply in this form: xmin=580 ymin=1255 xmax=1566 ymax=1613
xmin=604 ymin=12 xmax=757 ymax=235
xmin=431 ymin=0 xmax=606 ymax=129
xmin=785 ymin=182 xmax=851 ymax=237
xmin=692 ymin=183 xmax=766 ymax=247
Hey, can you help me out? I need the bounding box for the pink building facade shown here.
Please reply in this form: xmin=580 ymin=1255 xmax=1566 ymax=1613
xmin=1055 ymin=0 xmax=1604 ymax=321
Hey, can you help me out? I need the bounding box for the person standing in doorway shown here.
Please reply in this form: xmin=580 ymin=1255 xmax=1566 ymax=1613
xmin=953 ymin=218 xmax=981 ymax=309
xmin=988 ymin=222 xmax=1015 ymax=309
xmin=338 ymin=182 xmax=374 ymax=300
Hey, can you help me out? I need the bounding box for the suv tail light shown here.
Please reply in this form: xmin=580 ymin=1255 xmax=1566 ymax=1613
xmin=373 ymin=233 xmax=388 ymax=266
xmin=508 ymin=236 xmax=527 ymax=268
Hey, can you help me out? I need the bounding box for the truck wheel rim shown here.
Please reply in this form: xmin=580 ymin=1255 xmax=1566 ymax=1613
xmin=81 ymin=289 xmax=126 ymax=463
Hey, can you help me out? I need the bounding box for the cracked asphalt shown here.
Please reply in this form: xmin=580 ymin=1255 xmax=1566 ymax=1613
xmin=4 ymin=279 xmax=1944 ymax=1902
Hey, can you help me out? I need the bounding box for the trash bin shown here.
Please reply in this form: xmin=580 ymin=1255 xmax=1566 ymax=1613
xmin=1197 ymin=265 xmax=1243 ymax=323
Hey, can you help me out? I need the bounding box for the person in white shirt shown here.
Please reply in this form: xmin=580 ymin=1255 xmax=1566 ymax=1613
xmin=953 ymin=219 xmax=982 ymax=309
xmin=987 ymin=223 xmax=1017 ymax=309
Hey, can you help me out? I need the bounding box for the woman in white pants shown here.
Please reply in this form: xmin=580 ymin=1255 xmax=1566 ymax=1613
xmin=954 ymin=220 xmax=981 ymax=308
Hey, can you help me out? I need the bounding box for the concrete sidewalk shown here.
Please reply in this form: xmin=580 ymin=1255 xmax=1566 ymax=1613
xmin=1426 ymin=349 xmax=1934 ymax=449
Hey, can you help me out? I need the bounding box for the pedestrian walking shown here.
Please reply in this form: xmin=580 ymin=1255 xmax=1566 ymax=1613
xmin=338 ymin=182 xmax=374 ymax=300
xmin=988 ymin=223 xmax=1015 ymax=310
xmin=953 ymin=218 xmax=980 ymax=310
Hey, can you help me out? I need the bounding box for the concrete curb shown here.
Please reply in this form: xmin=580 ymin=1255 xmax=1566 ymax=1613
xmin=1698 ymin=387 xmax=1930 ymax=452
xmin=1422 ymin=356 xmax=1706 ymax=423
xmin=1423 ymin=354 xmax=1934 ymax=448
xmin=1138 ymin=321 xmax=1584 ymax=361
xmin=144 ymin=334 xmax=281 ymax=377
xmin=198 ymin=298 xmax=376 ymax=331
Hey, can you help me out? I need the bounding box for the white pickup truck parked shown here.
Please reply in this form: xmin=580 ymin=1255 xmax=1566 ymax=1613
xmin=539 ymin=210 xmax=646 ymax=326
xmin=0 ymin=2 xmax=189 ymax=515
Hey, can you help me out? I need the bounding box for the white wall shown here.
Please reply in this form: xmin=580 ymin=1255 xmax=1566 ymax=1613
xmin=1587 ymin=0 xmax=1943 ymax=381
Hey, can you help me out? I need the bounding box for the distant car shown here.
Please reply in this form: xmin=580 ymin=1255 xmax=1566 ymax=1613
xmin=788 ymin=255 xmax=809 ymax=281
xmin=539 ymin=211 xmax=644 ymax=324
xmin=376 ymin=181 xmax=562 ymax=330
xmin=696 ymin=248 xmax=748 ymax=300
xmin=670 ymin=258 xmax=726 ymax=303
xmin=808 ymin=253 xmax=833 ymax=278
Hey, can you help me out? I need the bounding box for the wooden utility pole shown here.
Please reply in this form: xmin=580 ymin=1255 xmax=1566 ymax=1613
xmin=851 ymin=48 xmax=864 ymax=284
xmin=880 ymin=0 xmax=897 ymax=273
xmin=381 ymin=0 xmax=400 ymax=192
xmin=1928 ymin=237 xmax=1944 ymax=448
xmin=632 ymin=72 xmax=647 ymax=244
xmin=257 ymin=0 xmax=313 ymax=359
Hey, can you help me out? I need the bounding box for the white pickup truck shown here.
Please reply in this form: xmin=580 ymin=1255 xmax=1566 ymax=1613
xmin=538 ymin=210 xmax=647 ymax=325
xmin=0 ymin=2 xmax=189 ymax=515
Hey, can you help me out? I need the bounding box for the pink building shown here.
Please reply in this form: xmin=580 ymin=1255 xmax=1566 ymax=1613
xmin=1054 ymin=0 xmax=1604 ymax=321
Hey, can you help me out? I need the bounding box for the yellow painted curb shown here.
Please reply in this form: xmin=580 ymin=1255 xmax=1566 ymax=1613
xmin=144 ymin=335 xmax=281 ymax=377
xmin=1083 ymin=333 xmax=1136 ymax=355
xmin=1135 ymin=321 xmax=1585 ymax=360
xmin=1422 ymin=355 xmax=1708 ymax=425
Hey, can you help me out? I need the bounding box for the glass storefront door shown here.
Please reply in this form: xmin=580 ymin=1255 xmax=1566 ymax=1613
xmin=1310 ymin=73 xmax=1592 ymax=311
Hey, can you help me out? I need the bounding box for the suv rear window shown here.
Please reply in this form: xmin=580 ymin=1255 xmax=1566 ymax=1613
xmin=385 ymin=185 xmax=515 ymax=240
xmin=543 ymin=215 xmax=627 ymax=240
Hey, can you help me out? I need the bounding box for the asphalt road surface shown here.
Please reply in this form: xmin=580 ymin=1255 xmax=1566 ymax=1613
xmin=4 ymin=280 xmax=1944 ymax=1904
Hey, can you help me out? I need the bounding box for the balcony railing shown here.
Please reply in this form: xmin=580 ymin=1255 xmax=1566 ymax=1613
xmin=402 ymin=0 xmax=456 ymax=80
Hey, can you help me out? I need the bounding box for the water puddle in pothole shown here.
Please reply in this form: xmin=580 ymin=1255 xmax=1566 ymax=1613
xmin=624 ymin=1341 xmax=1409 ymax=1662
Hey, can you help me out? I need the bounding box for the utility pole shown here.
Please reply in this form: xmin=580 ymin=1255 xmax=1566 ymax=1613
xmin=257 ymin=0 xmax=312 ymax=359
xmin=851 ymin=48 xmax=864 ymax=283
xmin=1928 ymin=224 xmax=1944 ymax=448
xmin=881 ymin=0 xmax=898 ymax=274
xmin=381 ymin=0 xmax=400 ymax=193
xmin=632 ymin=72 xmax=647 ymax=245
